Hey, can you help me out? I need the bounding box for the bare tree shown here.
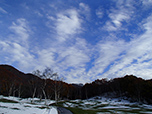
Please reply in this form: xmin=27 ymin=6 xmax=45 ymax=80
xmin=28 ymin=78 xmax=38 ymax=103
xmin=17 ymin=83 xmax=23 ymax=98
xmin=33 ymin=67 xmax=58 ymax=105
xmin=51 ymin=74 xmax=64 ymax=104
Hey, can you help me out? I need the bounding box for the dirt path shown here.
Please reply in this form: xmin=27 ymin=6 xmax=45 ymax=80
xmin=57 ymin=107 xmax=73 ymax=114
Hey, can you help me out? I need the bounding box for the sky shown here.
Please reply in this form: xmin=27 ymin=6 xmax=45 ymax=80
xmin=0 ymin=0 xmax=152 ymax=84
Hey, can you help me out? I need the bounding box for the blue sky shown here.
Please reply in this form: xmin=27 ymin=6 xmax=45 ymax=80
xmin=1 ymin=0 xmax=152 ymax=83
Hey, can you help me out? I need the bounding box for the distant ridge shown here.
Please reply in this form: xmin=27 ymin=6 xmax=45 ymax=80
xmin=0 ymin=64 xmax=40 ymax=81
xmin=0 ymin=64 xmax=152 ymax=104
xmin=0 ymin=64 xmax=77 ymax=99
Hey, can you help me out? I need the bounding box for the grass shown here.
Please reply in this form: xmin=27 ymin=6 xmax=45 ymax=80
xmin=54 ymin=100 xmax=152 ymax=114
xmin=37 ymin=106 xmax=49 ymax=109
xmin=53 ymin=101 xmax=98 ymax=114
xmin=66 ymin=107 xmax=98 ymax=114
xmin=55 ymin=101 xmax=114 ymax=114
xmin=0 ymin=105 xmax=7 ymax=108
xmin=0 ymin=98 xmax=18 ymax=103
xmin=1 ymin=96 xmax=151 ymax=114
xmin=24 ymin=105 xmax=31 ymax=107
xmin=11 ymin=107 xmax=20 ymax=110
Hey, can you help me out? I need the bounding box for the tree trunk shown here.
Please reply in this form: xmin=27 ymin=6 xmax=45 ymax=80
xmin=42 ymin=89 xmax=47 ymax=105
xmin=32 ymin=88 xmax=37 ymax=103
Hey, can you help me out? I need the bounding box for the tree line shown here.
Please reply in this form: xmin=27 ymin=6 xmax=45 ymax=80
xmin=81 ymin=75 xmax=152 ymax=104
xmin=0 ymin=65 xmax=152 ymax=104
xmin=0 ymin=65 xmax=79 ymax=103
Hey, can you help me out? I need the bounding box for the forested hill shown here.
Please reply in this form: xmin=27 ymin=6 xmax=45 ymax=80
xmin=0 ymin=64 xmax=152 ymax=104
xmin=0 ymin=64 xmax=78 ymax=99
xmin=82 ymin=75 xmax=152 ymax=104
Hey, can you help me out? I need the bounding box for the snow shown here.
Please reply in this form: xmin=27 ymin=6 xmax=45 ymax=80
xmin=101 ymin=105 xmax=130 ymax=109
xmin=42 ymin=107 xmax=58 ymax=114
xmin=61 ymin=96 xmax=152 ymax=113
xmin=1 ymin=95 xmax=152 ymax=114
xmin=0 ymin=96 xmax=58 ymax=114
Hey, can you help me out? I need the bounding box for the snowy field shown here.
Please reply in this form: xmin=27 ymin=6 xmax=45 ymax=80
xmin=61 ymin=96 xmax=152 ymax=114
xmin=0 ymin=96 xmax=58 ymax=114
xmin=0 ymin=96 xmax=152 ymax=114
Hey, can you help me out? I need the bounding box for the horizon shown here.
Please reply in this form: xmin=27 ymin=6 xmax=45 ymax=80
xmin=1 ymin=0 xmax=152 ymax=83
xmin=1 ymin=64 xmax=151 ymax=85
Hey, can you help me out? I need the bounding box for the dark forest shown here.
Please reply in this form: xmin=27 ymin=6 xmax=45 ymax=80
xmin=0 ymin=64 xmax=152 ymax=104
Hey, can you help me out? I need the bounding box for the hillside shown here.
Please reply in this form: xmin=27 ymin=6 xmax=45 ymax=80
xmin=0 ymin=64 xmax=78 ymax=99
xmin=0 ymin=64 xmax=152 ymax=104
xmin=81 ymin=75 xmax=152 ymax=104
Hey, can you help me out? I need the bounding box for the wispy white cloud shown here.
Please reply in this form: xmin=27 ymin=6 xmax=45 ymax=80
xmin=0 ymin=7 xmax=7 ymax=14
xmin=65 ymin=67 xmax=90 ymax=84
xmin=9 ymin=18 xmax=30 ymax=46
xmin=0 ymin=41 xmax=9 ymax=51
xmin=57 ymin=38 xmax=90 ymax=69
xmin=34 ymin=10 xmax=43 ymax=17
xmin=109 ymin=9 xmax=130 ymax=28
xmin=87 ymin=40 xmax=126 ymax=79
xmin=10 ymin=43 xmax=35 ymax=68
xmin=1 ymin=0 xmax=152 ymax=84
xmin=96 ymin=7 xmax=103 ymax=19
xmin=79 ymin=3 xmax=90 ymax=19
xmin=142 ymin=0 xmax=152 ymax=6
xmin=103 ymin=0 xmax=134 ymax=31
xmin=0 ymin=18 xmax=36 ymax=72
xmin=101 ymin=14 xmax=152 ymax=79
xmin=33 ymin=48 xmax=56 ymax=71
xmin=46 ymin=3 xmax=91 ymax=42
xmin=54 ymin=9 xmax=82 ymax=41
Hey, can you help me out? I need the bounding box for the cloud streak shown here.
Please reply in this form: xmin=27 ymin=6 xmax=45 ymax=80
xmin=0 ymin=7 xmax=7 ymax=14
xmin=101 ymin=14 xmax=152 ymax=79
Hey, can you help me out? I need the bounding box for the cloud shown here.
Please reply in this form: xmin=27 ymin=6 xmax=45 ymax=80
xmin=10 ymin=43 xmax=34 ymax=67
xmin=79 ymin=3 xmax=90 ymax=19
xmin=109 ymin=10 xmax=129 ymax=28
xmin=0 ymin=18 xmax=36 ymax=72
xmin=87 ymin=40 xmax=126 ymax=78
xmin=103 ymin=0 xmax=134 ymax=31
xmin=142 ymin=0 xmax=152 ymax=6
xmin=33 ymin=48 xmax=56 ymax=71
xmin=0 ymin=7 xmax=7 ymax=14
xmin=101 ymin=14 xmax=152 ymax=79
xmin=0 ymin=41 xmax=35 ymax=72
xmin=0 ymin=41 xmax=10 ymax=63
xmin=104 ymin=21 xmax=117 ymax=31
xmin=50 ymin=37 xmax=91 ymax=76
xmin=1 ymin=0 xmax=152 ymax=84
xmin=86 ymin=14 xmax=152 ymax=81
xmin=96 ymin=7 xmax=103 ymax=18
xmin=65 ymin=67 xmax=90 ymax=84
xmin=54 ymin=9 xmax=82 ymax=41
xmin=57 ymin=38 xmax=90 ymax=69
xmin=9 ymin=18 xmax=30 ymax=46
xmin=46 ymin=3 xmax=90 ymax=42
xmin=0 ymin=41 xmax=9 ymax=51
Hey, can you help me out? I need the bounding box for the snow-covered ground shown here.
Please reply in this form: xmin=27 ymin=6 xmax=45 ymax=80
xmin=0 ymin=96 xmax=58 ymax=114
xmin=1 ymin=95 xmax=152 ymax=114
xmin=62 ymin=96 xmax=152 ymax=114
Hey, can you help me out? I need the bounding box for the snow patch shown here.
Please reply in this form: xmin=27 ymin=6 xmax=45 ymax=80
xmin=0 ymin=96 xmax=58 ymax=114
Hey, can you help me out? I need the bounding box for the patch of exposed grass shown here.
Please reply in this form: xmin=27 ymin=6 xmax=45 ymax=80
xmin=50 ymin=100 xmax=152 ymax=114
xmin=11 ymin=107 xmax=20 ymax=110
xmin=37 ymin=106 xmax=48 ymax=109
xmin=0 ymin=105 xmax=7 ymax=108
xmin=24 ymin=105 xmax=31 ymax=107
xmin=93 ymin=104 xmax=109 ymax=109
xmin=51 ymin=101 xmax=66 ymax=107
xmin=66 ymin=107 xmax=98 ymax=114
xmin=0 ymin=98 xmax=18 ymax=103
